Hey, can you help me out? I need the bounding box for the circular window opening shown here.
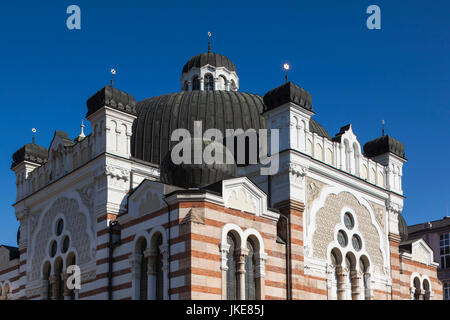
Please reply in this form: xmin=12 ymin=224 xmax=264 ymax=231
xmin=49 ymin=241 xmax=57 ymax=258
xmin=62 ymin=236 xmax=70 ymax=253
xmin=337 ymin=230 xmax=348 ymax=247
xmin=352 ymin=235 xmax=362 ymax=251
xmin=344 ymin=212 xmax=354 ymax=230
xmin=56 ymin=219 xmax=64 ymax=236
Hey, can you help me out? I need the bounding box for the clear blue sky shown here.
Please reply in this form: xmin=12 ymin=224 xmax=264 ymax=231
xmin=0 ymin=0 xmax=449 ymax=246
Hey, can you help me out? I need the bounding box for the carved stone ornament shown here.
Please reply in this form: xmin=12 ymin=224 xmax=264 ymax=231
xmin=385 ymin=199 xmax=402 ymax=214
xmin=288 ymin=162 xmax=308 ymax=177
xmin=105 ymin=165 xmax=130 ymax=181
xmin=29 ymin=197 xmax=94 ymax=282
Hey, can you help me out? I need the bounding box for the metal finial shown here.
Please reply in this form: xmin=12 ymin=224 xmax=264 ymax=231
xmin=31 ymin=128 xmax=37 ymax=144
xmin=382 ymin=119 xmax=385 ymax=136
xmin=80 ymin=120 xmax=86 ymax=138
xmin=283 ymin=63 xmax=290 ymax=83
xmin=110 ymin=68 xmax=116 ymax=87
xmin=208 ymin=31 xmax=212 ymax=53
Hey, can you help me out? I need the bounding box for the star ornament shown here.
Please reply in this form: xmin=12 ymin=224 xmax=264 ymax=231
xmin=283 ymin=63 xmax=290 ymax=71
xmin=111 ymin=68 xmax=116 ymax=75
xmin=32 ymin=128 xmax=37 ymax=133
xmin=208 ymin=31 xmax=212 ymax=37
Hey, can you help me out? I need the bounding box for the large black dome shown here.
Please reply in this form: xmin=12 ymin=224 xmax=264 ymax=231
xmin=182 ymin=52 xmax=236 ymax=74
xmin=131 ymin=90 xmax=266 ymax=165
xmin=160 ymin=138 xmax=237 ymax=188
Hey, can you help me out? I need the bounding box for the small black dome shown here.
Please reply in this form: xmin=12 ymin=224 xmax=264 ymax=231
xmin=363 ymin=135 xmax=405 ymax=159
xmin=160 ymin=138 xmax=237 ymax=188
xmin=86 ymin=86 xmax=136 ymax=117
xmin=310 ymin=118 xmax=332 ymax=140
xmin=12 ymin=143 xmax=48 ymax=169
xmin=398 ymin=214 xmax=408 ymax=242
xmin=263 ymin=81 xmax=313 ymax=113
xmin=182 ymin=52 xmax=236 ymax=74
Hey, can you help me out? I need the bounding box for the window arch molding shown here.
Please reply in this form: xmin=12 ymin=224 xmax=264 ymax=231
xmin=220 ymin=224 xmax=267 ymax=300
xmin=409 ymin=272 xmax=433 ymax=300
xmin=130 ymin=227 xmax=169 ymax=300
xmin=306 ymin=185 xmax=388 ymax=274
xmin=148 ymin=226 xmax=169 ymax=300
xmin=325 ymin=210 xmax=374 ymax=300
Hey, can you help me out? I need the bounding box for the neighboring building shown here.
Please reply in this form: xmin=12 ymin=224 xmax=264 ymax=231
xmin=407 ymin=217 xmax=450 ymax=300
xmin=0 ymin=45 xmax=443 ymax=300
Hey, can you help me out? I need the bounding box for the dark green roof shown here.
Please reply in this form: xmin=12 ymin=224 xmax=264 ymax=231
xmin=160 ymin=138 xmax=237 ymax=188
xmin=398 ymin=214 xmax=408 ymax=242
xmin=86 ymin=86 xmax=136 ymax=117
xmin=310 ymin=118 xmax=332 ymax=140
xmin=182 ymin=52 xmax=236 ymax=74
xmin=263 ymin=81 xmax=313 ymax=113
xmin=132 ymin=91 xmax=266 ymax=165
xmin=12 ymin=143 xmax=48 ymax=169
xmin=363 ymin=135 xmax=405 ymax=159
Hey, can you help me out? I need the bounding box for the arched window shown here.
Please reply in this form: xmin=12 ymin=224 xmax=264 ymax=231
xmin=136 ymin=238 xmax=148 ymax=300
xmin=344 ymin=139 xmax=351 ymax=172
xmin=413 ymin=277 xmax=421 ymax=300
xmin=55 ymin=258 xmax=64 ymax=300
xmin=192 ymin=76 xmax=200 ymax=91
xmin=226 ymin=233 xmax=238 ymax=300
xmin=43 ymin=262 xmax=51 ymax=300
xmin=219 ymin=75 xmax=227 ymax=90
xmin=204 ymin=74 xmax=214 ymax=91
xmin=230 ymin=79 xmax=237 ymax=91
xmin=353 ymin=142 xmax=360 ymax=175
xmin=330 ymin=248 xmax=343 ymax=300
xmin=359 ymin=256 xmax=371 ymax=300
xmin=423 ymin=279 xmax=431 ymax=300
xmin=245 ymin=239 xmax=257 ymax=300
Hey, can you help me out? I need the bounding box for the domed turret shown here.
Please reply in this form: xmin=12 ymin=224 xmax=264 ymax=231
xmin=180 ymin=38 xmax=239 ymax=92
xmin=363 ymin=135 xmax=405 ymax=159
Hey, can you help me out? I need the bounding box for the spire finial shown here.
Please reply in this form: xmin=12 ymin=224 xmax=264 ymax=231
xmin=31 ymin=128 xmax=37 ymax=144
xmin=80 ymin=120 xmax=86 ymax=139
xmin=207 ymin=31 xmax=212 ymax=53
xmin=382 ymin=119 xmax=385 ymax=136
xmin=283 ymin=63 xmax=290 ymax=83
xmin=110 ymin=68 xmax=116 ymax=87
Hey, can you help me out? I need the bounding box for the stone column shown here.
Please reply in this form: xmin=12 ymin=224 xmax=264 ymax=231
xmin=225 ymin=80 xmax=230 ymax=91
xmin=410 ymin=287 xmax=416 ymax=300
xmin=363 ymin=272 xmax=372 ymax=300
xmin=254 ymin=252 xmax=268 ymax=299
xmin=130 ymin=253 xmax=143 ymax=300
xmin=237 ymin=248 xmax=249 ymax=300
xmin=40 ymin=280 xmax=49 ymax=300
xmin=418 ymin=289 xmax=425 ymax=300
xmin=187 ymin=81 xmax=192 ymax=91
xmin=350 ymin=270 xmax=362 ymax=300
xmin=49 ymin=275 xmax=59 ymax=300
xmin=199 ymin=78 xmax=204 ymax=91
xmin=61 ymin=273 xmax=72 ymax=300
xmin=160 ymin=244 xmax=169 ymax=300
xmin=214 ymin=77 xmax=220 ymax=91
xmin=144 ymin=249 xmax=157 ymax=300
xmin=220 ymin=243 xmax=230 ymax=299
xmin=336 ymin=266 xmax=348 ymax=300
